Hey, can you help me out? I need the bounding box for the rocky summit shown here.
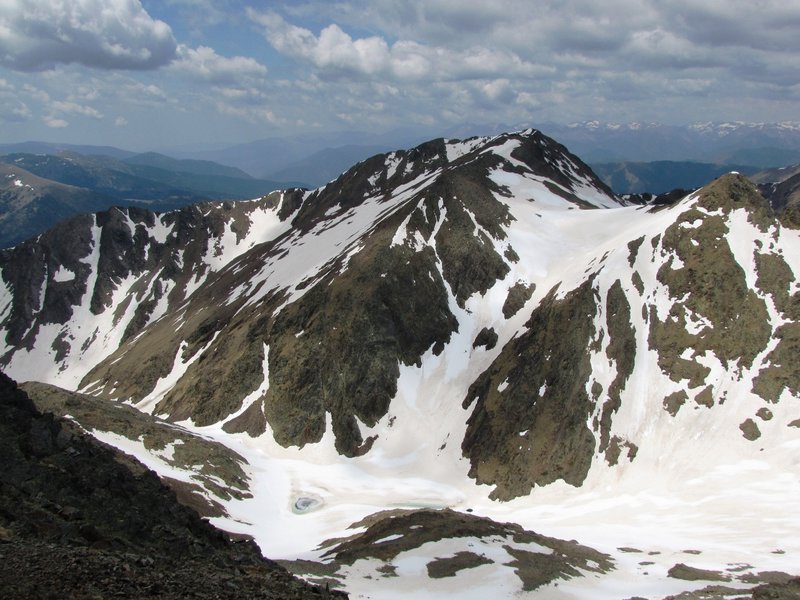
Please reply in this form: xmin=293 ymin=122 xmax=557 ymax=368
xmin=1 ymin=129 xmax=799 ymax=598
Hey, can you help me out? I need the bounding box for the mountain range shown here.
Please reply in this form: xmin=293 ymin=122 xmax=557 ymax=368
xmin=539 ymin=120 xmax=800 ymax=164
xmin=0 ymin=150 xmax=305 ymax=248
xmin=1 ymin=129 xmax=799 ymax=598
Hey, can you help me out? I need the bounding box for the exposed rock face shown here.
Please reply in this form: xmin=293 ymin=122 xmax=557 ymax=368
xmin=282 ymin=508 xmax=613 ymax=592
xmin=462 ymin=281 xmax=599 ymax=500
xmin=649 ymin=176 xmax=772 ymax=389
xmin=458 ymin=174 xmax=800 ymax=498
xmin=20 ymin=380 xmax=251 ymax=517
xmin=759 ymin=171 xmax=800 ymax=228
xmin=0 ymin=372 xmax=345 ymax=598
xmin=1 ymin=132 xmax=799 ymax=507
xmin=0 ymin=129 xmax=623 ymax=460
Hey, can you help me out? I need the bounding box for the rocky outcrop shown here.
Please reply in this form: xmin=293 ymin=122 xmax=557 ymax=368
xmin=282 ymin=508 xmax=612 ymax=592
xmin=20 ymin=380 xmax=251 ymax=516
xmin=758 ymin=171 xmax=800 ymax=228
xmin=0 ymin=371 xmax=344 ymax=598
xmin=462 ymin=281 xmax=599 ymax=499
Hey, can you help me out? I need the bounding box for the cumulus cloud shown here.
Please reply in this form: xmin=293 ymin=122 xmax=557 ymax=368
xmin=247 ymin=1 xmax=800 ymax=128
xmin=658 ymin=0 xmax=800 ymax=53
xmin=248 ymin=10 xmax=551 ymax=82
xmin=0 ymin=0 xmax=177 ymax=71
xmin=51 ymin=100 xmax=104 ymax=119
xmin=4 ymin=0 xmax=799 ymax=146
xmin=289 ymin=0 xmax=800 ymax=88
xmin=44 ymin=116 xmax=69 ymax=128
xmin=170 ymin=45 xmax=268 ymax=84
xmin=114 ymin=80 xmax=174 ymax=107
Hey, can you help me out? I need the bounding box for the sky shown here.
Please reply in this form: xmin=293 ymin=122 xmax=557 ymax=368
xmin=1 ymin=0 xmax=799 ymax=151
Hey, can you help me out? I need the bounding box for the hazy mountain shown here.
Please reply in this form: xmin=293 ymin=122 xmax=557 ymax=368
xmin=2 ymin=152 xmax=293 ymax=201
xmin=267 ymin=144 xmax=390 ymax=187
xmin=1 ymin=129 xmax=798 ymax=598
xmin=181 ymin=129 xmax=431 ymax=178
xmin=123 ymin=151 xmax=254 ymax=179
xmin=539 ymin=120 xmax=800 ymax=165
xmin=0 ymin=151 xmax=303 ymax=247
xmin=0 ymin=163 xmax=116 ymax=247
xmin=0 ymin=141 xmax=134 ymax=159
xmin=591 ymin=160 xmax=760 ymax=194
xmin=723 ymin=146 xmax=800 ymax=168
xmin=749 ymin=163 xmax=800 ymax=185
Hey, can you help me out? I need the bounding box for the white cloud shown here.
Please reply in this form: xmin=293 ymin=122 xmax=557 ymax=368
xmin=288 ymin=1 xmax=800 ymax=89
xmin=170 ymin=45 xmax=268 ymax=84
xmin=0 ymin=80 xmax=31 ymax=123
xmin=51 ymin=100 xmax=104 ymax=119
xmin=11 ymin=104 xmax=32 ymax=120
xmin=214 ymin=99 xmax=279 ymax=125
xmin=481 ymin=79 xmax=514 ymax=103
xmin=165 ymin=0 xmax=231 ymax=29
xmin=0 ymin=0 xmax=177 ymax=71
xmin=115 ymin=116 xmax=128 ymax=126
xmin=3 ymin=1 xmax=799 ymax=147
xmin=22 ymin=84 xmax=50 ymax=103
xmin=118 ymin=80 xmax=173 ymax=106
xmin=249 ymin=10 xmax=551 ymax=83
xmin=44 ymin=116 xmax=69 ymax=128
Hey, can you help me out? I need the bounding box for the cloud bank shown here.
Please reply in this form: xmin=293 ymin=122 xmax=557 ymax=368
xmin=0 ymin=0 xmax=177 ymax=71
xmin=1 ymin=0 xmax=798 ymax=146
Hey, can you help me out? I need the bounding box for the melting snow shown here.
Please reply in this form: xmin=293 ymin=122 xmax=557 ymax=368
xmin=52 ymin=266 xmax=76 ymax=283
xmin=3 ymin=135 xmax=800 ymax=599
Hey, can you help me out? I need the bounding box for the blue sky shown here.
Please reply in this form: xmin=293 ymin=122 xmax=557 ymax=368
xmin=1 ymin=0 xmax=799 ymax=151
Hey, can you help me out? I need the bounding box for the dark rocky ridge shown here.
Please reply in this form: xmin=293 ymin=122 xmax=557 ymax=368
xmin=759 ymin=171 xmax=800 ymax=228
xmin=42 ymin=129 xmax=619 ymax=457
xmin=20 ymin=380 xmax=251 ymax=518
xmin=0 ymin=371 xmax=345 ymax=598
xmin=0 ymin=189 xmax=305 ymax=359
xmin=462 ymin=280 xmax=599 ymax=499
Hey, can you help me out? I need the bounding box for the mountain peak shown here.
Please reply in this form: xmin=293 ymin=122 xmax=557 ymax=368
xmin=696 ymin=171 xmax=774 ymax=224
xmin=0 ymin=129 xmax=799 ymax=598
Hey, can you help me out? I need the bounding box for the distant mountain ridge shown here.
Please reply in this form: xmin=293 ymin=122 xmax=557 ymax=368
xmin=268 ymin=144 xmax=391 ymax=187
xmin=122 ymin=152 xmax=254 ymax=179
xmin=591 ymin=160 xmax=760 ymax=194
xmin=0 ymin=141 xmax=135 ymax=159
xmin=0 ymin=163 xmax=117 ymax=248
xmin=539 ymin=120 xmax=800 ymax=164
xmin=0 ymin=151 xmax=306 ymax=247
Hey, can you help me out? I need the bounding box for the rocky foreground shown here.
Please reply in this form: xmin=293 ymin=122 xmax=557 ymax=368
xmin=0 ymin=372 xmax=345 ymax=599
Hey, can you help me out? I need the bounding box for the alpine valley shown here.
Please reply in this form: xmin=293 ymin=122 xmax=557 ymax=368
xmin=2 ymin=129 xmax=800 ymax=599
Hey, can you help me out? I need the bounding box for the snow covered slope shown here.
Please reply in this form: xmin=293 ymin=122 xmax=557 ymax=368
xmin=2 ymin=129 xmax=799 ymax=598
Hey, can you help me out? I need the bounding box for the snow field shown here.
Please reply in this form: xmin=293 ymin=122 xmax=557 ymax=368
xmin=3 ymin=135 xmax=799 ymax=597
